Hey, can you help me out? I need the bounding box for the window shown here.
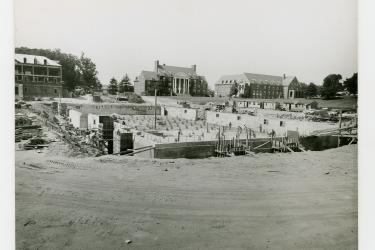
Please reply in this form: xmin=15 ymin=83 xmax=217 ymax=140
xmin=280 ymin=121 xmax=286 ymax=127
xmin=15 ymin=86 xmax=19 ymax=95
xmin=24 ymin=87 xmax=27 ymax=93
xmin=264 ymin=119 xmax=269 ymax=125
xmin=54 ymin=89 xmax=57 ymax=94
xmin=216 ymin=114 xmax=219 ymax=118
xmin=237 ymin=116 xmax=241 ymax=120
xmin=94 ymin=120 xmax=96 ymax=125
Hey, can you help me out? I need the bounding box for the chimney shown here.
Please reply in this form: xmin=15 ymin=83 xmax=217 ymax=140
xmin=192 ymin=64 xmax=196 ymax=72
xmin=283 ymin=74 xmax=286 ymax=79
xmin=154 ymin=60 xmax=159 ymax=74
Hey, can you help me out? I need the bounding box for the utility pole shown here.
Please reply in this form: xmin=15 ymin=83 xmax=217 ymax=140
xmin=337 ymin=109 xmax=342 ymax=147
xmin=154 ymin=81 xmax=157 ymax=130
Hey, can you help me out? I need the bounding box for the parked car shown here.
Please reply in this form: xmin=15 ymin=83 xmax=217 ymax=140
xmin=116 ymin=96 xmax=128 ymax=102
xmin=215 ymin=104 xmax=225 ymax=111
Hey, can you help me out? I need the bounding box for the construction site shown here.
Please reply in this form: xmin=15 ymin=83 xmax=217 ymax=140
xmin=15 ymin=94 xmax=357 ymax=159
xmin=14 ymin=95 xmax=358 ymax=250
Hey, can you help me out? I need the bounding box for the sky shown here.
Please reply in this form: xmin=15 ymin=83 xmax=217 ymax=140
xmin=14 ymin=0 xmax=357 ymax=87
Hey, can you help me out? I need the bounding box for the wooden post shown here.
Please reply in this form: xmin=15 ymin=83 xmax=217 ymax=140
xmin=154 ymin=88 xmax=157 ymax=130
xmin=338 ymin=109 xmax=342 ymax=147
xmin=246 ymin=128 xmax=248 ymax=148
xmin=249 ymin=129 xmax=252 ymax=151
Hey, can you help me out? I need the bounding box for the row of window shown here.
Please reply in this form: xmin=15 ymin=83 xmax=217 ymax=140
xmin=251 ymin=85 xmax=282 ymax=90
xmin=19 ymin=87 xmax=58 ymax=94
xmin=252 ymin=90 xmax=280 ymax=95
xmin=15 ymin=75 xmax=61 ymax=83
xmin=222 ymin=79 xmax=237 ymax=84
xmin=21 ymin=58 xmax=48 ymax=65
xmin=221 ymin=79 xmax=282 ymax=85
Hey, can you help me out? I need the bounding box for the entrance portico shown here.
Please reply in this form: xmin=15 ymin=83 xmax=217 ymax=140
xmin=173 ymin=77 xmax=190 ymax=95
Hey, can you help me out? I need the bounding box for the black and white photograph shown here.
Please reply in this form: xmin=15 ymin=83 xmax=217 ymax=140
xmin=3 ymin=0 xmax=375 ymax=249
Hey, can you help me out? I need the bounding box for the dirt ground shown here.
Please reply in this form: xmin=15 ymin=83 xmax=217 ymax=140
xmin=15 ymin=144 xmax=357 ymax=250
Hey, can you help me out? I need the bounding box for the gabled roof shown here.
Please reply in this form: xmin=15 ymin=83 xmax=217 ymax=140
xmin=243 ymin=73 xmax=282 ymax=85
xmin=141 ymin=70 xmax=158 ymax=81
xmin=282 ymin=76 xmax=297 ymax=86
xmin=15 ymin=53 xmax=61 ymax=66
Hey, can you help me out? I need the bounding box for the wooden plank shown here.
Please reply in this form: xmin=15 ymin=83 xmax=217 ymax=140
xmin=348 ymin=137 xmax=356 ymax=145
xmin=298 ymin=147 xmax=306 ymax=152
xmin=253 ymin=141 xmax=270 ymax=150
xmin=284 ymin=145 xmax=294 ymax=152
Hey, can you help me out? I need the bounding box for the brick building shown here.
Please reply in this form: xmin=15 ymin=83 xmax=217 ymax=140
xmin=134 ymin=60 xmax=208 ymax=96
xmin=214 ymin=72 xmax=305 ymax=99
xmin=15 ymin=54 xmax=63 ymax=100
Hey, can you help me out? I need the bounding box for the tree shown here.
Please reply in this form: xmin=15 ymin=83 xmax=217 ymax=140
xmin=305 ymin=82 xmax=318 ymax=98
xmin=343 ymin=73 xmax=358 ymax=95
xmin=78 ymin=53 xmax=101 ymax=90
xmin=108 ymin=77 xmax=118 ymax=95
xmin=118 ymin=74 xmax=133 ymax=93
xmin=320 ymin=74 xmax=343 ymax=99
xmin=229 ymin=82 xmax=239 ymax=97
xmin=207 ymin=87 xmax=215 ymax=97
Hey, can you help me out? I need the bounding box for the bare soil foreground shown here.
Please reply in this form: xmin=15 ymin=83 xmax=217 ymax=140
xmin=16 ymin=145 xmax=357 ymax=250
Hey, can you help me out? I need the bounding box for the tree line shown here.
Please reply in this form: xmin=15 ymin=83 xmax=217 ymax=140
xmin=107 ymin=75 xmax=134 ymax=95
xmin=305 ymin=73 xmax=357 ymax=99
xmin=15 ymin=47 xmax=102 ymax=92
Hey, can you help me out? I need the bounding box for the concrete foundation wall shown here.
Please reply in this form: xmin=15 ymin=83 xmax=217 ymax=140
xmin=133 ymin=133 xmax=155 ymax=158
xmin=155 ymin=144 xmax=215 ymax=159
xmin=247 ymin=101 xmax=261 ymax=108
xmin=206 ymin=111 xmax=337 ymax=136
xmin=67 ymin=103 xmax=161 ymax=116
xmin=69 ymin=110 xmax=88 ymax=129
xmin=88 ymin=114 xmax=100 ymax=130
xmin=162 ymin=106 xmax=198 ymax=121
xmin=113 ymin=122 xmax=132 ymax=154
xmin=263 ymin=102 xmax=278 ymax=109
xmin=152 ymin=137 xmax=283 ymax=159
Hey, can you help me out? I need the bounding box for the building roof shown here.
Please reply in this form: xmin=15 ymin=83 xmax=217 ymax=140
xmin=158 ymin=65 xmax=196 ymax=77
xmin=282 ymin=76 xmax=297 ymax=86
xmin=141 ymin=70 xmax=158 ymax=81
xmin=215 ymin=74 xmax=247 ymax=85
xmin=243 ymin=73 xmax=282 ymax=85
xmin=235 ymin=98 xmax=317 ymax=105
xmin=15 ymin=53 xmax=61 ymax=66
